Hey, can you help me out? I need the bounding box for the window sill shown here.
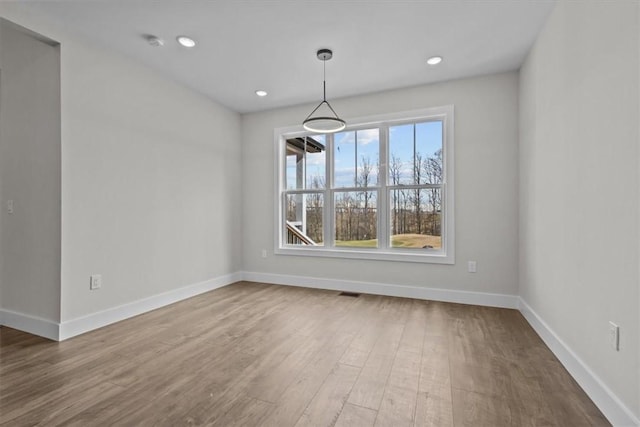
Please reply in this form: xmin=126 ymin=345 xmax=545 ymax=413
xmin=274 ymin=246 xmax=454 ymax=264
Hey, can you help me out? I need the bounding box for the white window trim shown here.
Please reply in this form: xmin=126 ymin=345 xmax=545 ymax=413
xmin=273 ymin=105 xmax=454 ymax=264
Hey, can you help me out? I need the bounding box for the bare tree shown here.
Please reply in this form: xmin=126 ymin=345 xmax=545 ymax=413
xmin=423 ymin=149 xmax=443 ymax=235
xmin=357 ymin=155 xmax=374 ymax=239
xmin=305 ymin=175 xmax=325 ymax=242
xmin=335 ymin=192 xmax=356 ymax=242
xmin=411 ymin=153 xmax=424 ymax=234
xmin=389 ymin=154 xmax=402 ymax=236
xmin=286 ymin=195 xmax=296 ymax=222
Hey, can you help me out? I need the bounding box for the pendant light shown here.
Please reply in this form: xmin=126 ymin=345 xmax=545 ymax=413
xmin=303 ymin=49 xmax=346 ymax=133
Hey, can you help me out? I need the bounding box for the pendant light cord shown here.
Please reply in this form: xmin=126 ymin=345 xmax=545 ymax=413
xmin=323 ymin=58 xmax=327 ymax=101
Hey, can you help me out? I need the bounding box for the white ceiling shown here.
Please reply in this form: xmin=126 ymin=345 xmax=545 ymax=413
xmin=18 ymin=0 xmax=556 ymax=113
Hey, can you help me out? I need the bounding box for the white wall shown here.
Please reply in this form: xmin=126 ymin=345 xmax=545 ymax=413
xmin=0 ymin=4 xmax=242 ymax=325
xmin=242 ymin=72 xmax=519 ymax=297
xmin=59 ymin=38 xmax=242 ymax=322
xmin=519 ymin=0 xmax=639 ymax=421
xmin=0 ymin=21 xmax=61 ymax=322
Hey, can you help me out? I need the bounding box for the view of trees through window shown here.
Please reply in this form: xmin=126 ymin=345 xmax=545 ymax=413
xmin=389 ymin=122 xmax=442 ymax=249
xmin=283 ymin=119 xmax=444 ymax=251
xmin=334 ymin=129 xmax=379 ymax=246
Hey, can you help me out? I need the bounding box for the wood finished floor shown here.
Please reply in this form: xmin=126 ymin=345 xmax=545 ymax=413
xmin=0 ymin=281 xmax=609 ymax=426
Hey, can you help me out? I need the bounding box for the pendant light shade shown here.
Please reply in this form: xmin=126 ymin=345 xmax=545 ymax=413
xmin=303 ymin=49 xmax=346 ymax=133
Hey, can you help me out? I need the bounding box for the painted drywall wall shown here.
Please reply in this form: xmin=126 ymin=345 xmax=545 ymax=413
xmin=242 ymin=72 xmax=519 ymax=296
xmin=0 ymin=5 xmax=243 ymax=323
xmin=59 ymin=40 xmax=242 ymax=322
xmin=0 ymin=21 xmax=61 ymax=322
xmin=519 ymin=0 xmax=639 ymax=420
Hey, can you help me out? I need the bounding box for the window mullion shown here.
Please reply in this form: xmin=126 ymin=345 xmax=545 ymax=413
xmin=279 ymin=136 xmax=287 ymax=248
xmin=326 ymin=133 xmax=335 ymax=247
xmin=354 ymin=131 xmax=358 ymax=187
xmin=413 ymin=123 xmax=417 ymax=183
xmin=378 ymin=125 xmax=389 ymax=249
xmin=281 ymin=190 xmax=286 ymax=247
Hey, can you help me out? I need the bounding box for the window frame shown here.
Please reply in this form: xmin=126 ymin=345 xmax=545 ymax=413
xmin=274 ymin=105 xmax=454 ymax=264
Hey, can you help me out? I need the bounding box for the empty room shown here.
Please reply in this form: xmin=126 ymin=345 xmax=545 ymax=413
xmin=0 ymin=0 xmax=639 ymax=425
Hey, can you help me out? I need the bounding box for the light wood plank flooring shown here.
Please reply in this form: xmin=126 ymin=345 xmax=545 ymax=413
xmin=0 ymin=281 xmax=609 ymax=426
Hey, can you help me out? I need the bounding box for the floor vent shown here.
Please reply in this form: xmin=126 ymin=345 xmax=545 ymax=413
xmin=338 ymin=291 xmax=360 ymax=297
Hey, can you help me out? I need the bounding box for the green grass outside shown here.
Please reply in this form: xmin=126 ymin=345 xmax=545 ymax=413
xmin=335 ymin=239 xmax=378 ymax=247
xmin=335 ymin=233 xmax=441 ymax=249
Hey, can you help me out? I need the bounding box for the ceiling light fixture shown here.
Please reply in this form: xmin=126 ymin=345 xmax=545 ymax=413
xmin=427 ymin=55 xmax=443 ymax=65
xmin=302 ymin=49 xmax=346 ymax=133
xmin=255 ymin=90 xmax=268 ymax=97
xmin=145 ymin=35 xmax=164 ymax=47
xmin=176 ymin=36 xmax=196 ymax=48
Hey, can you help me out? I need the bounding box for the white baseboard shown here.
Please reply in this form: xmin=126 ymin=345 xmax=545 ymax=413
xmin=0 ymin=308 xmax=60 ymax=341
xmin=519 ymin=298 xmax=639 ymax=427
xmin=241 ymin=271 xmax=519 ymax=309
xmin=58 ymin=272 xmax=241 ymax=341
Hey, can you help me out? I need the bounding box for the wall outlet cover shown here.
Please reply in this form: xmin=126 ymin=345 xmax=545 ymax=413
xmin=468 ymin=261 xmax=477 ymax=273
xmin=90 ymin=274 xmax=102 ymax=290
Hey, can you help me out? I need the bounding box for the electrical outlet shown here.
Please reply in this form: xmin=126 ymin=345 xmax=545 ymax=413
xmin=608 ymin=321 xmax=619 ymax=351
xmin=468 ymin=261 xmax=477 ymax=273
xmin=261 ymin=249 xmax=267 ymax=258
xmin=7 ymin=200 xmax=13 ymax=214
xmin=90 ymin=274 xmax=102 ymax=290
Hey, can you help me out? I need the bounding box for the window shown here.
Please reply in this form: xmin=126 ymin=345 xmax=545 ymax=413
xmin=275 ymin=106 xmax=454 ymax=263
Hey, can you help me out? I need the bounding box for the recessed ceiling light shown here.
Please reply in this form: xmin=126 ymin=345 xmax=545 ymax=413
xmin=145 ymin=35 xmax=164 ymax=47
xmin=176 ymin=36 xmax=196 ymax=48
xmin=427 ymin=56 xmax=443 ymax=65
xmin=255 ymin=90 xmax=268 ymax=97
